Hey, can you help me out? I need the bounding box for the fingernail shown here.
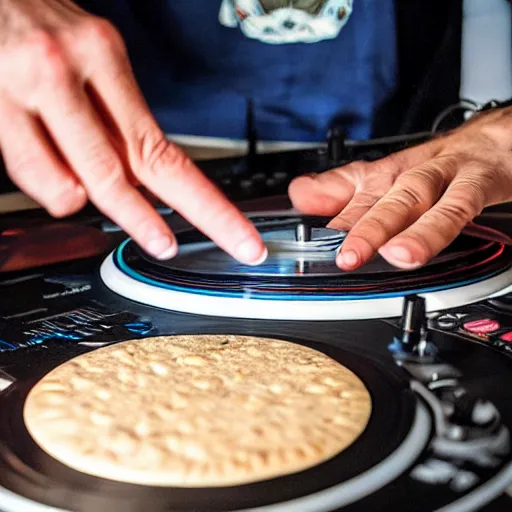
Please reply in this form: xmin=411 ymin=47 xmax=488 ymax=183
xmin=338 ymin=249 xmax=359 ymax=268
xmin=147 ymin=236 xmax=177 ymax=260
xmin=387 ymin=245 xmax=414 ymax=264
xmin=236 ymin=238 xmax=268 ymax=265
xmin=250 ymin=247 xmax=268 ymax=266
xmin=380 ymin=244 xmax=423 ymax=269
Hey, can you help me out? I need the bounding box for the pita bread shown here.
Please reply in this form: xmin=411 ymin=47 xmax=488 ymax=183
xmin=24 ymin=335 xmax=371 ymax=486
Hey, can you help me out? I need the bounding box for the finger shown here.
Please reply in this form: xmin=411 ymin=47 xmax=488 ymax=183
xmin=137 ymin=140 xmax=267 ymax=265
xmin=288 ymin=140 xmax=441 ymax=217
xmin=337 ymin=156 xmax=457 ymax=270
xmin=378 ymin=173 xmax=486 ymax=268
xmin=0 ymin=96 xmax=87 ymax=217
xmin=326 ymin=176 xmax=396 ymax=232
xmin=85 ymin=83 xmax=141 ymax=189
xmin=79 ymin=21 xmax=266 ymax=264
xmin=288 ymin=169 xmax=355 ymax=216
xmin=36 ymin=71 xmax=177 ymax=260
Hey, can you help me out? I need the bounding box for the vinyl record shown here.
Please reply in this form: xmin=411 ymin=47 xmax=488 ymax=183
xmin=101 ymin=215 xmax=512 ymax=320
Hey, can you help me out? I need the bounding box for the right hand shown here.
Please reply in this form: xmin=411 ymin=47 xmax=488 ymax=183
xmin=0 ymin=0 xmax=266 ymax=264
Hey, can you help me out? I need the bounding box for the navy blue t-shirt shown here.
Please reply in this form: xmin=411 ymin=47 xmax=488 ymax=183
xmin=80 ymin=0 xmax=397 ymax=142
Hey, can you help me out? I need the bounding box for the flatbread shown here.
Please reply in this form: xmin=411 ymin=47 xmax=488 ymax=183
xmin=24 ymin=335 xmax=372 ymax=487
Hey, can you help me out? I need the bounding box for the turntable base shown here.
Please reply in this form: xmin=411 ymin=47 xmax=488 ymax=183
xmin=1 ymin=139 xmax=512 ymax=511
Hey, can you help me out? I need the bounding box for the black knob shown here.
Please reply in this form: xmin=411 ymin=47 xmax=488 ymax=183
xmin=327 ymin=125 xmax=346 ymax=164
xmin=400 ymin=295 xmax=427 ymax=348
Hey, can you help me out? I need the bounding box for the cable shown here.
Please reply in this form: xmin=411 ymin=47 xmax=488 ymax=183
xmin=432 ymin=97 xmax=512 ymax=134
xmin=431 ymin=99 xmax=479 ymax=134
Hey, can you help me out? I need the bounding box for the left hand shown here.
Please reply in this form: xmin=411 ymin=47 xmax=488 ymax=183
xmin=288 ymin=106 xmax=512 ymax=270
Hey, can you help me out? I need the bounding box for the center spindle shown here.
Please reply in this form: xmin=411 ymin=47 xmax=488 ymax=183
xmin=295 ymin=223 xmax=312 ymax=243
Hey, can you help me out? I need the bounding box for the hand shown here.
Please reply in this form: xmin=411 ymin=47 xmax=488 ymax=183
xmin=0 ymin=0 xmax=266 ymax=264
xmin=289 ymin=106 xmax=512 ymax=270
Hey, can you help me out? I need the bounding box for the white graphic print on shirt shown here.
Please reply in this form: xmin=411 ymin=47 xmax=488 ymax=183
xmin=219 ymin=0 xmax=354 ymax=44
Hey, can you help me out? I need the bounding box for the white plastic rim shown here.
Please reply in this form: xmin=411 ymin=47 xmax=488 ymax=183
xmin=100 ymin=253 xmax=512 ymax=321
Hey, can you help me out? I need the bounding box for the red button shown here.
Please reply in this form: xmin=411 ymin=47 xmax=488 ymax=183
xmin=500 ymin=331 xmax=512 ymax=343
xmin=463 ymin=319 xmax=500 ymax=334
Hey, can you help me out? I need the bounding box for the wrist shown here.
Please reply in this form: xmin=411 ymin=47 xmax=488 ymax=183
xmin=479 ymin=99 xmax=512 ymax=129
xmin=468 ymin=100 xmax=512 ymax=148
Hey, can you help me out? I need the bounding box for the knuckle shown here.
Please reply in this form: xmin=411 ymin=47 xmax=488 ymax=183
xmin=137 ymin=133 xmax=192 ymax=181
xmin=388 ymin=186 xmax=425 ymax=210
xmin=456 ymin=171 xmax=492 ymax=202
xmin=444 ymin=177 xmax=487 ymax=219
xmin=396 ymin=164 xmax=449 ymax=202
xmin=82 ymin=152 xmax=127 ymax=199
xmin=436 ymin=201 xmax=478 ymax=224
xmin=427 ymin=154 xmax=459 ymax=179
xmin=457 ymin=186 xmax=485 ymax=213
xmin=26 ymin=31 xmax=61 ymax=59
xmin=79 ymin=17 xmax=125 ymax=54
xmin=26 ymin=33 xmax=72 ymax=85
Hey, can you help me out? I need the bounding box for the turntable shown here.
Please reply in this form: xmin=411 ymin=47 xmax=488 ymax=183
xmin=102 ymin=212 xmax=512 ymax=321
xmin=1 ymin=135 xmax=512 ymax=512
